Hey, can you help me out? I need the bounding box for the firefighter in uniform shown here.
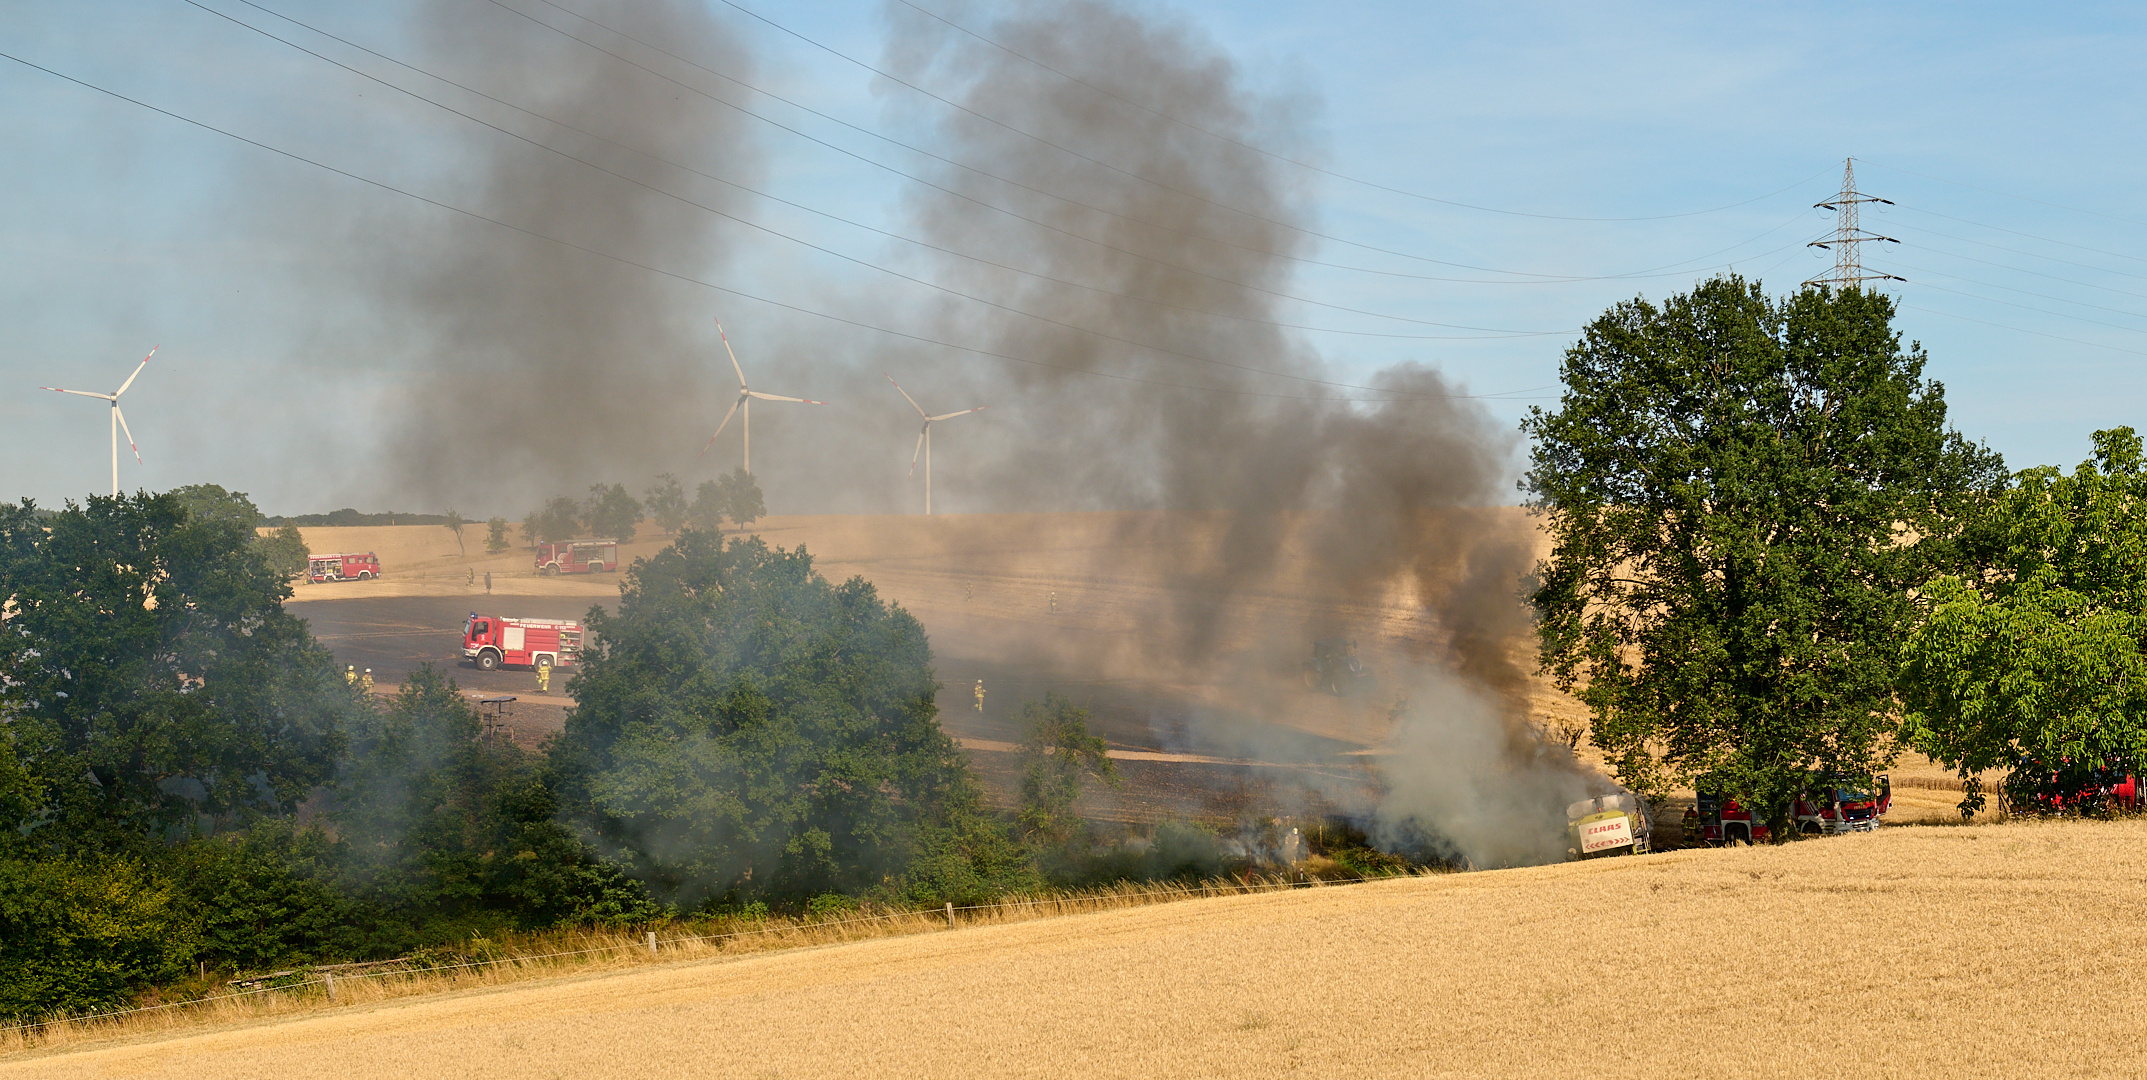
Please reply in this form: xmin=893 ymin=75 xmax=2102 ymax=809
xmin=358 ymin=668 xmax=374 ymax=695
xmin=974 ymin=679 xmax=986 ymax=713
xmin=1682 ymin=805 xmax=1701 ymax=848
xmin=536 ymin=657 xmax=552 ymax=694
xmin=345 ymin=665 xmax=356 ymax=685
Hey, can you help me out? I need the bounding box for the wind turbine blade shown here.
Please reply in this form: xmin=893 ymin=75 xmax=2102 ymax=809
xmin=42 ymin=387 xmax=115 ymax=400
xmin=926 ymin=406 xmax=986 ymax=422
xmin=910 ymin=428 xmax=925 ymax=477
xmin=699 ymin=396 xmax=743 ymax=456
xmin=113 ymin=345 xmax=158 ymax=398
xmin=748 ymin=392 xmax=825 ymax=405
xmin=885 ymin=372 xmax=926 ymax=417
xmin=714 ymin=318 xmax=747 ymax=388
xmin=114 ymin=405 xmax=142 ymax=464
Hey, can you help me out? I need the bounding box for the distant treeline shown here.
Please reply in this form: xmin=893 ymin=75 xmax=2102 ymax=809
xmin=262 ymin=509 xmax=462 ymax=527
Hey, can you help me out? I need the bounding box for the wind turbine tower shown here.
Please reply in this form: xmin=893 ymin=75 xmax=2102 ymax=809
xmin=699 ymin=319 xmax=826 ymax=473
xmin=41 ymin=346 xmax=159 ymax=497
xmin=886 ymin=373 xmax=985 ymax=516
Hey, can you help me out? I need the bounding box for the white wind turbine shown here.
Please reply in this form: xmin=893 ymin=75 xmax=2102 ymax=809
xmin=886 ymin=372 xmax=985 ymax=516
xmin=41 ymin=345 xmax=159 ymax=497
xmin=698 ymin=319 xmax=825 ymax=473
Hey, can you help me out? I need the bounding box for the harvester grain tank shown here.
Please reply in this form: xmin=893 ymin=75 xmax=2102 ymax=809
xmin=1567 ymin=791 xmax=1651 ymax=860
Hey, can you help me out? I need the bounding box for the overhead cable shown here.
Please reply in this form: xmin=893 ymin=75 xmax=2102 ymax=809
xmin=0 ymin=46 xmax=1557 ymax=405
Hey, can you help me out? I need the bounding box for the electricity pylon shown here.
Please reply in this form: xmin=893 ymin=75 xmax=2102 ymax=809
xmin=1805 ymin=158 xmax=1904 ymax=290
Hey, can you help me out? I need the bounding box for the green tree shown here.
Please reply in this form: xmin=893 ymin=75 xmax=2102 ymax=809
xmin=167 ymin=483 xmax=263 ymax=531
xmin=1014 ymin=694 xmax=1121 ymax=841
xmin=552 ymin=533 xmax=979 ymax=906
xmin=644 ymin=473 xmax=688 ymax=534
xmin=0 ymin=854 xmax=200 ymax=1021
xmin=1901 ymin=428 xmax=2147 ymax=816
xmin=257 ymin=523 xmax=310 ymax=580
xmin=336 ymin=667 xmax=661 ymax=930
xmin=1523 ymin=279 xmax=2002 ymax=825
xmin=0 ymin=494 xmax=356 ymax=850
xmin=584 ymin=483 xmax=642 ymax=542
xmin=485 ymin=516 xmax=509 ymax=554
xmin=528 ymin=497 xmax=581 ymax=544
xmin=443 ymin=507 xmax=468 ymax=556
xmin=690 ymin=468 xmax=766 ymax=532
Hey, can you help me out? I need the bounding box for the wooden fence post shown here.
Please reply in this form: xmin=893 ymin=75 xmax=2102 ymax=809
xmin=322 ymin=973 xmax=337 ymax=1003
xmin=647 ymin=931 xmax=659 ymax=957
xmin=945 ymin=901 xmax=955 ymax=928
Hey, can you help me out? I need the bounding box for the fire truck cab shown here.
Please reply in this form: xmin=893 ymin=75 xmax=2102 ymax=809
xmin=308 ymin=552 xmax=381 ymax=583
xmin=1793 ymin=773 xmax=1893 ymax=835
xmin=463 ymin=613 xmax=584 ymax=672
xmin=536 ymin=539 xmax=618 ymax=576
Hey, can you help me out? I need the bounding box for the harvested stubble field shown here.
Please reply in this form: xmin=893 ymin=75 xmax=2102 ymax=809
xmin=12 ymin=817 xmax=2145 ymax=1079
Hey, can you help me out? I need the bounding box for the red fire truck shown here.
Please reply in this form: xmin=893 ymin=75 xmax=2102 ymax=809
xmin=1792 ymin=774 xmax=1893 ymax=835
xmin=307 ymin=552 xmax=382 ymax=583
xmin=462 ymin=613 xmax=584 ymax=672
xmin=535 ymin=539 xmax=617 ymax=575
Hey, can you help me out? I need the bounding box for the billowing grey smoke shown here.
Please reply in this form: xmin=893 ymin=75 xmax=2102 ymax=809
xmin=883 ymin=0 xmax=1600 ymax=866
xmin=371 ymin=0 xmax=760 ymax=509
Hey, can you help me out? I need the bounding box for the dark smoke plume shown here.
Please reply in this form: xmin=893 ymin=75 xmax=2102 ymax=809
xmin=370 ymin=0 xmax=760 ymax=509
xmin=883 ymin=0 xmax=1599 ymax=866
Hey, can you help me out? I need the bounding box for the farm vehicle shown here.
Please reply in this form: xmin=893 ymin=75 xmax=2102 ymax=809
xmin=2001 ymin=756 xmax=2142 ymax=816
xmin=1303 ymin=639 xmax=1373 ymax=696
xmin=1566 ymin=791 xmax=1651 ymax=860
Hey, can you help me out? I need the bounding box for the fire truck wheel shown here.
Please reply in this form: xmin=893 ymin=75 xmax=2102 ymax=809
xmin=543 ymin=565 xmax=558 ymax=577
xmin=357 ymin=571 xmax=372 ymax=581
xmin=477 ymin=650 xmax=500 ymax=671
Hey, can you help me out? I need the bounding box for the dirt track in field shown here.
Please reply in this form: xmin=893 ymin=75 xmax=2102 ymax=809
xmin=284 ymin=515 xmax=1978 ymax=826
xmin=14 ymin=817 xmax=2137 ymax=1079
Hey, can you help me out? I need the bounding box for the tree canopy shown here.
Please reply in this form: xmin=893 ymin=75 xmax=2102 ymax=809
xmin=550 ymin=533 xmax=980 ymax=905
xmin=691 ymin=468 xmax=765 ymax=532
xmin=1902 ymin=427 xmax=2147 ymax=814
xmin=0 ymin=494 xmax=356 ymax=851
xmin=1523 ymin=278 xmax=2003 ymax=816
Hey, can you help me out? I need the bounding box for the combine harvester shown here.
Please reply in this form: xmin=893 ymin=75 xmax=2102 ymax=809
xmin=1566 ymin=792 xmax=1651 ymax=860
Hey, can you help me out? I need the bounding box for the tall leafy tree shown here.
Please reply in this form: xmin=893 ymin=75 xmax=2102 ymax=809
xmin=584 ymin=483 xmax=642 ymax=542
xmin=1902 ymin=428 xmax=2147 ymax=815
xmin=552 ymin=533 xmax=979 ymax=905
xmin=1523 ymin=278 xmax=2002 ymax=821
xmin=528 ymin=496 xmax=581 ymax=543
xmin=1014 ymin=694 xmax=1120 ymax=841
xmin=257 ymin=523 xmax=310 ymax=580
xmin=443 ymin=507 xmax=468 ymax=555
xmin=0 ymin=494 xmax=355 ymax=850
xmin=644 ymin=473 xmax=689 ymax=534
xmin=485 ymin=516 xmax=510 ymax=554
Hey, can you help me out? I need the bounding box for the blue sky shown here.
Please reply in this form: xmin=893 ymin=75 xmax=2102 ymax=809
xmin=4 ymin=1 xmax=2144 ymax=514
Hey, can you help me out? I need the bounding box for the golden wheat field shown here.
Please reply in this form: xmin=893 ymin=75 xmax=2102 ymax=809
xmin=12 ymin=817 xmax=2145 ymax=1079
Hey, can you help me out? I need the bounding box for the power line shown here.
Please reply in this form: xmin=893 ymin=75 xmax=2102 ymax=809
xmin=0 ymin=46 xmax=1554 ymax=406
xmin=886 ymin=0 xmax=1831 ymax=224
xmin=495 ymin=0 xmax=1793 ymax=288
xmin=1860 ymin=158 xmax=2147 ymax=231
xmin=178 ymin=0 xmax=1558 ymax=405
xmin=204 ymin=0 xmax=1552 ymax=346
xmin=1904 ymin=304 xmax=2147 ymax=361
